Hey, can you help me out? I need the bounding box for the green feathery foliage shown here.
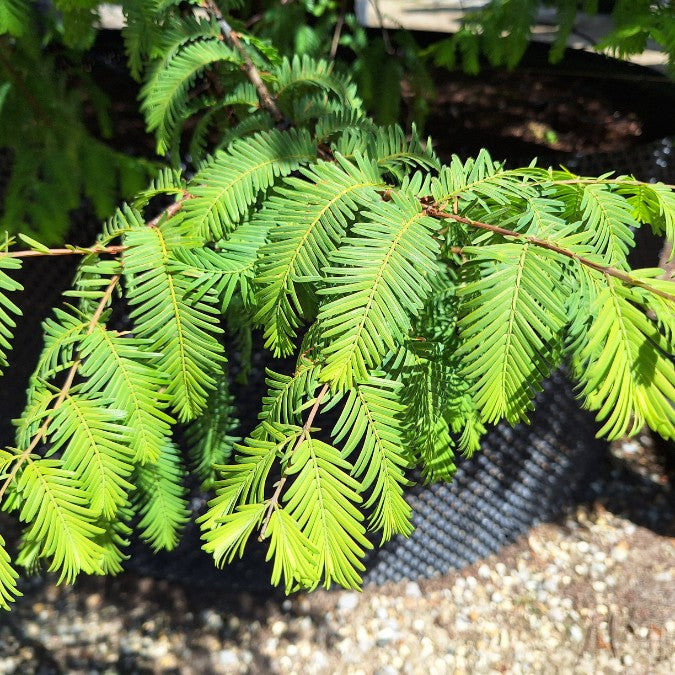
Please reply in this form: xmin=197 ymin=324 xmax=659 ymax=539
xmin=331 ymin=375 xmax=414 ymax=542
xmin=132 ymin=440 xmax=190 ymax=551
xmin=318 ymin=191 xmax=441 ymax=388
xmin=458 ymin=243 xmax=568 ymax=425
xmin=184 ymin=371 xmax=240 ymax=489
xmin=47 ymin=391 xmax=135 ymax=519
xmin=0 ymin=531 xmax=20 ymax=610
xmin=0 ymin=255 xmax=22 ymax=372
xmin=123 ymin=214 xmax=227 ymax=422
xmin=281 ymin=435 xmax=372 ymax=589
xmin=141 ymin=37 xmax=239 ymax=154
xmin=183 ymin=128 xmax=317 ymax=240
xmin=11 ymin=453 xmax=107 ymax=583
xmin=253 ymin=154 xmax=384 ymax=355
xmin=0 ymin=1 xmax=673 ymax=605
xmin=78 ymin=324 xmax=174 ymax=464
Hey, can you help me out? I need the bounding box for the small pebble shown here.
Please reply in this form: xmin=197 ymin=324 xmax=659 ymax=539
xmin=217 ymin=649 xmax=238 ymax=667
xmin=200 ymin=609 xmax=223 ymax=631
xmin=405 ymin=582 xmax=422 ymax=597
xmin=611 ymin=544 xmax=629 ymax=562
xmin=337 ymin=592 xmax=360 ymax=613
xmin=569 ymin=625 xmax=584 ymax=642
xmin=270 ymin=620 xmax=286 ymax=637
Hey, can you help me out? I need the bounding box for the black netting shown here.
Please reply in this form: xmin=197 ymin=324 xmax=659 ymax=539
xmin=364 ymin=371 xmax=603 ymax=584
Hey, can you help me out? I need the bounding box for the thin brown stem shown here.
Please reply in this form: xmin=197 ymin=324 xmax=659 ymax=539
xmin=367 ymin=0 xmax=395 ymax=54
xmin=244 ymin=12 xmax=263 ymax=29
xmin=1 ymin=197 xmax=188 ymax=258
xmin=427 ymin=206 xmax=675 ymax=303
xmin=200 ymin=0 xmax=285 ymax=124
xmin=330 ymin=9 xmax=346 ymax=60
xmin=48 ymin=273 xmax=121 ymax=409
xmin=1 ymin=244 xmax=127 ymax=259
xmin=86 ymin=274 xmax=122 ymax=331
xmin=147 ymin=197 xmax=189 ymax=228
xmin=658 ymin=242 xmax=674 ymax=279
xmin=258 ymin=383 xmax=330 ymax=540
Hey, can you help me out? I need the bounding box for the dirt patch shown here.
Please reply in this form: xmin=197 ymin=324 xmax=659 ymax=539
xmin=415 ymin=46 xmax=675 ymax=162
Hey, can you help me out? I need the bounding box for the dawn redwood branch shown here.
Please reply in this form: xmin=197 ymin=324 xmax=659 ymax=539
xmin=200 ymin=0 xmax=285 ymax=124
xmin=258 ymin=382 xmax=330 ymax=541
xmin=427 ymin=205 xmax=675 ymax=303
xmin=0 ymin=196 xmax=188 ymax=505
xmin=0 ymin=274 xmax=121 ymax=504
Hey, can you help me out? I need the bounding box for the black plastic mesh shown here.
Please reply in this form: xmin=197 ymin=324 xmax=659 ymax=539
xmin=363 ymin=371 xmax=603 ymax=584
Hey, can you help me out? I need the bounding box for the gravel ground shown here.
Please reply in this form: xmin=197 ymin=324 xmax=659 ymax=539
xmin=0 ymin=440 xmax=673 ymax=674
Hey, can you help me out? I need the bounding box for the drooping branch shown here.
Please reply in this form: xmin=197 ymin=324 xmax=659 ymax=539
xmin=200 ymin=0 xmax=285 ymax=124
xmin=0 ymin=197 xmax=188 ymax=505
xmin=258 ymin=382 xmax=330 ymax=540
xmin=0 ymin=273 xmax=121 ymax=504
xmin=426 ymin=205 xmax=675 ymax=303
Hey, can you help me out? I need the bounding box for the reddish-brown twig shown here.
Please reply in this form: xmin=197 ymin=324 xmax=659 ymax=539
xmin=201 ymin=0 xmax=285 ymax=124
xmin=258 ymin=383 xmax=330 ymax=540
xmin=427 ymin=205 xmax=675 ymax=303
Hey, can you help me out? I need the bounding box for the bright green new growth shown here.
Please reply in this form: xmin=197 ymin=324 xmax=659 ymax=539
xmin=0 ymin=2 xmax=673 ymax=606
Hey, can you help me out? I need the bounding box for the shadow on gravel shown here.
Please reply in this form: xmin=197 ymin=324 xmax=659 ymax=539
xmin=592 ymin=447 xmax=675 ymax=537
xmin=4 ymin=575 xmax=283 ymax=673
